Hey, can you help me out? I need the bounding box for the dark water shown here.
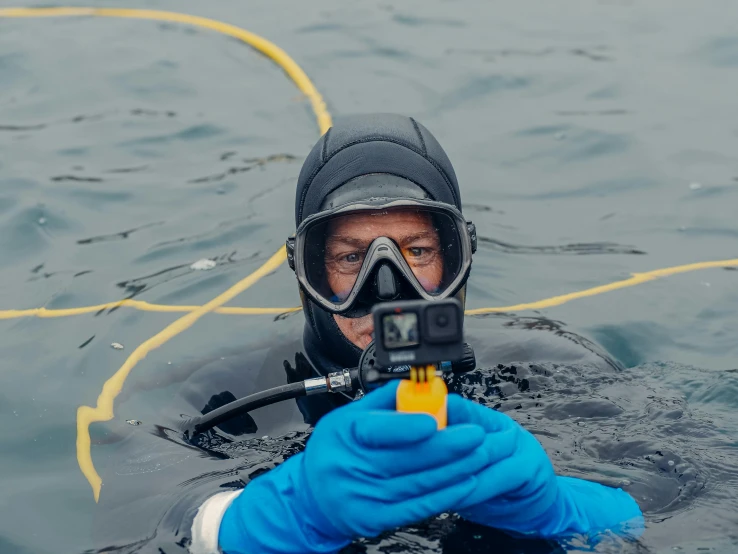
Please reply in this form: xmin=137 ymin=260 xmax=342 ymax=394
xmin=1 ymin=1 xmax=737 ymax=552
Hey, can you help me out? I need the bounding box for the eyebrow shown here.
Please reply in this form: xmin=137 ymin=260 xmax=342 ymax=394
xmin=325 ymin=236 xmax=370 ymax=249
xmin=398 ymin=231 xmax=438 ymax=245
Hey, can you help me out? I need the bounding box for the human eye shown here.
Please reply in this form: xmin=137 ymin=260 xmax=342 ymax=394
xmin=404 ymin=244 xmax=437 ymax=264
xmin=343 ymin=252 xmax=362 ymax=264
xmin=326 ymin=250 xmax=365 ymax=273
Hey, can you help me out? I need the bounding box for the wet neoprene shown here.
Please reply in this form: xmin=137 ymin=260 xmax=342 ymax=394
xmin=295 ymin=113 xmax=467 ymax=369
xmin=216 ymin=114 xmax=642 ymax=553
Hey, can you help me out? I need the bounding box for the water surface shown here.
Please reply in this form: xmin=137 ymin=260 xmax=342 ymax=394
xmin=0 ymin=1 xmax=737 ymax=552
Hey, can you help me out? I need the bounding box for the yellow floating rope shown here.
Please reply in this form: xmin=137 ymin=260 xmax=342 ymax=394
xmin=3 ymin=6 xmax=737 ymax=503
xmin=0 ymin=301 xmax=299 ymax=320
xmin=2 ymin=258 xmax=735 ymax=320
xmin=465 ymin=258 xmax=738 ymax=315
xmin=0 ymin=7 xmax=332 ymax=135
xmin=77 ymin=247 xmax=287 ymax=501
xmin=0 ymin=7 xmax=331 ymax=501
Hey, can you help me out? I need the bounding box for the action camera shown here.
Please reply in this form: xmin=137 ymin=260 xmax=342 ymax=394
xmin=372 ymin=298 xmax=464 ymax=368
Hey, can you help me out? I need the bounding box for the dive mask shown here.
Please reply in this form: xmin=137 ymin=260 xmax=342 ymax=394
xmin=287 ymin=198 xmax=477 ymax=317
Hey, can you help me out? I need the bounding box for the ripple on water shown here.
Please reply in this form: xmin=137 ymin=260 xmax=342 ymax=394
xmin=502 ymin=128 xmax=635 ymax=172
xmin=132 ymin=221 xmax=264 ymax=265
xmin=117 ymin=123 xmax=226 ymax=148
xmin=138 ymin=361 xmax=736 ymax=553
xmin=0 ymin=204 xmax=79 ymax=266
xmin=449 ymin=362 xmax=738 ymax=546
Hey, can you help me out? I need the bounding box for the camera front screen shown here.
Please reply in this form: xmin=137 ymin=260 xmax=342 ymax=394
xmin=381 ymin=312 xmax=419 ymax=349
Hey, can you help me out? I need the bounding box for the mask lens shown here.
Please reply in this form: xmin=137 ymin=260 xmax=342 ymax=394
xmin=301 ymin=206 xmax=466 ymax=307
xmin=403 ymin=210 xmax=462 ymax=296
xmin=304 ymin=217 xmax=364 ymax=303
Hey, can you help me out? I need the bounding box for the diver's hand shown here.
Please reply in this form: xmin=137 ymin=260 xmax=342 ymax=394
xmin=218 ymin=381 xmax=494 ymax=554
xmin=447 ymin=394 xmax=643 ymax=539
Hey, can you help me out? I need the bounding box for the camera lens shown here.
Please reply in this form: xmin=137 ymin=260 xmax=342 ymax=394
xmin=424 ymin=303 xmax=461 ymax=343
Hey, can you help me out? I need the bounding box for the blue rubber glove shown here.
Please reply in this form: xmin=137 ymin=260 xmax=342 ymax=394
xmin=219 ymin=381 xmax=495 ymax=554
xmin=447 ymin=394 xmax=644 ymax=539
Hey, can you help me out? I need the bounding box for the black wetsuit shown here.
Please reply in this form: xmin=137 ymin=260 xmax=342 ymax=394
xmin=92 ymin=313 xmax=618 ymax=553
xmin=92 ymin=114 xmax=625 ymax=552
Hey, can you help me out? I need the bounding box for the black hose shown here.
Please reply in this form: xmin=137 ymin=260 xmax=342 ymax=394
xmin=182 ymin=343 xmax=476 ymax=437
xmin=184 ymin=382 xmax=306 ymax=436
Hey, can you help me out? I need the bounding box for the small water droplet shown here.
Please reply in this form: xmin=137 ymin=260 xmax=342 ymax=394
xmin=689 ymin=182 xmax=702 ymax=190
xmin=126 ymin=419 xmax=142 ymax=426
xmin=678 ymin=226 xmax=688 ymax=232
xmin=38 ymin=217 xmax=47 ymax=225
xmin=111 ymin=342 xmax=124 ymax=350
xmin=262 ymin=435 xmax=269 ymax=439
xmin=668 ymin=460 xmax=675 ymax=466
xmin=167 ymin=361 xmax=172 ymax=365
xmin=701 ymin=282 xmax=711 ymax=287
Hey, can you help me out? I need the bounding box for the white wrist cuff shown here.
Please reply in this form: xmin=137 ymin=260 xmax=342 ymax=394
xmin=190 ymin=489 xmax=243 ymax=554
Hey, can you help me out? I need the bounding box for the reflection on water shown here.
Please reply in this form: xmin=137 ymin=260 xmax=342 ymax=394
xmin=1 ymin=1 xmax=738 ymax=553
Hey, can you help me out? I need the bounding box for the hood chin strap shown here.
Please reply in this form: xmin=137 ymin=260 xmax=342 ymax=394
xmin=303 ymin=297 xmax=363 ymax=370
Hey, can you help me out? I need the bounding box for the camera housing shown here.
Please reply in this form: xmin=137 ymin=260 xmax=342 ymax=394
xmin=372 ymin=298 xmax=464 ymax=368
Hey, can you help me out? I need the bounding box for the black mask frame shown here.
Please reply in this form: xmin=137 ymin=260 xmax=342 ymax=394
xmin=287 ymin=199 xmax=477 ymax=317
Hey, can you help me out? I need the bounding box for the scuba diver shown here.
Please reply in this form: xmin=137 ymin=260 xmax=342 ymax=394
xmin=180 ymin=114 xmax=644 ymax=554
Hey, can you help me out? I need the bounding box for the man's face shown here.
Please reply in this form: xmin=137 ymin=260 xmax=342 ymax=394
xmin=324 ymin=208 xmax=443 ymax=349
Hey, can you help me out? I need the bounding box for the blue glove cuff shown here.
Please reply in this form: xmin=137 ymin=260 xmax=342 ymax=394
xmin=544 ymin=476 xmax=644 ymax=538
xmin=460 ymin=476 xmax=644 ymax=540
xmin=219 ymin=454 xmax=351 ymax=554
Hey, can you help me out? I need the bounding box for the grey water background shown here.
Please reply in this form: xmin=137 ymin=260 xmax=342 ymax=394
xmin=1 ymin=0 xmax=737 ymax=552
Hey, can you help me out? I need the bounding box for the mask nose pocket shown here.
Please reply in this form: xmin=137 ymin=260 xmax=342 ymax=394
xmin=374 ymin=263 xmax=399 ymax=300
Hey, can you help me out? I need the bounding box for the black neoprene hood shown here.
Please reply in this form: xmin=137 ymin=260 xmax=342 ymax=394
xmin=294 ymin=113 xmax=468 ymax=370
xmin=294 ymin=113 xmax=462 ymax=226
